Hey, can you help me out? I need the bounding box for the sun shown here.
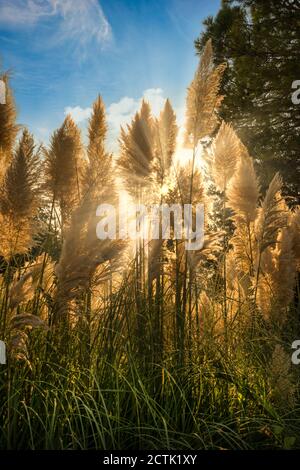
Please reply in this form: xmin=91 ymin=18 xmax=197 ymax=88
xmin=174 ymin=125 xmax=208 ymax=172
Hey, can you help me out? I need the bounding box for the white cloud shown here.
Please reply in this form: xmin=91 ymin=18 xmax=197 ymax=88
xmin=64 ymin=105 xmax=92 ymax=123
xmin=0 ymin=0 xmax=112 ymax=47
xmin=105 ymin=88 xmax=168 ymax=152
xmin=142 ymin=88 xmax=166 ymax=116
xmin=107 ymin=88 xmax=167 ymax=134
xmin=107 ymin=96 xmax=138 ymax=130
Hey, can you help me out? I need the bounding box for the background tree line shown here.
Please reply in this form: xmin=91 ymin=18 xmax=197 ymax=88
xmin=195 ymin=0 xmax=300 ymax=204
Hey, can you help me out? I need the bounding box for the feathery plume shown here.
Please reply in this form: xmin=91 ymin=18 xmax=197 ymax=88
xmin=168 ymin=164 xmax=205 ymax=206
xmin=230 ymin=223 xmax=256 ymax=274
xmin=227 ymin=155 xmax=260 ymax=224
xmin=227 ymin=155 xmax=260 ymax=275
xmin=54 ymin=193 xmax=124 ymax=323
xmin=154 ymin=99 xmax=178 ymax=181
xmin=8 ymin=313 xmax=48 ymax=363
xmin=211 ymin=122 xmax=243 ymax=191
xmin=185 ymin=39 xmax=226 ymax=147
xmin=84 ymin=96 xmax=114 ymax=201
xmin=0 ymin=129 xmax=40 ymax=259
xmin=8 ymin=255 xmax=54 ymax=310
xmin=54 ymin=97 xmax=124 ymax=324
xmin=44 ymin=115 xmax=84 ymax=228
xmin=226 ymin=249 xmax=251 ymax=296
xmin=272 ymin=228 xmax=296 ymax=315
xmin=148 ymin=100 xmax=178 ymax=285
xmin=257 ymin=228 xmax=296 ymax=322
xmin=88 ymin=95 xmax=107 ymax=161
xmin=187 ymin=232 xmax=222 ymax=271
xmin=119 ymin=100 xmax=154 ymax=197
xmin=0 ymin=74 xmax=19 ymax=182
xmin=255 ymin=173 xmax=287 ymax=255
xmin=256 ymin=247 xmax=275 ymax=318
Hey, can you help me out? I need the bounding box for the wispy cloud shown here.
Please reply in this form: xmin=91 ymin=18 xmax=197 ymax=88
xmin=54 ymin=0 xmax=112 ymax=48
xmin=0 ymin=0 xmax=112 ymax=48
xmin=0 ymin=0 xmax=54 ymax=25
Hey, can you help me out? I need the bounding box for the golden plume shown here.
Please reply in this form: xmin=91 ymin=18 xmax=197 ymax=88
xmin=257 ymin=227 xmax=296 ymax=323
xmin=185 ymin=39 xmax=226 ymax=147
xmin=88 ymin=95 xmax=107 ymax=161
xmin=44 ymin=115 xmax=85 ymax=229
xmin=54 ymin=193 xmax=124 ymax=324
xmin=84 ymin=95 xmax=114 ymax=198
xmin=8 ymin=313 xmax=48 ymax=364
xmin=118 ymin=100 xmax=154 ymax=197
xmin=256 ymin=247 xmax=275 ymax=318
xmin=255 ymin=173 xmax=287 ymax=255
xmin=273 ymin=228 xmax=296 ymax=315
xmin=54 ymin=97 xmax=124 ymax=325
xmin=0 ymin=129 xmax=41 ymax=259
xmin=211 ymin=122 xmax=243 ymax=192
xmin=8 ymin=255 xmax=54 ymax=310
xmin=227 ymin=153 xmax=260 ymax=275
xmin=227 ymin=155 xmax=260 ymax=224
xmin=0 ymin=74 xmax=19 ymax=182
xmin=154 ymin=99 xmax=178 ymax=182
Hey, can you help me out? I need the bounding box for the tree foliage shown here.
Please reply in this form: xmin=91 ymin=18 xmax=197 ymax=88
xmin=195 ymin=0 xmax=300 ymax=204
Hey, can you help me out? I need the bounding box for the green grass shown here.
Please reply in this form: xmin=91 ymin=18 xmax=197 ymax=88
xmin=1 ymin=331 xmax=300 ymax=450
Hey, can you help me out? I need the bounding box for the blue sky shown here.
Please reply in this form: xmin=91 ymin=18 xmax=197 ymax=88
xmin=0 ymin=0 xmax=221 ymax=150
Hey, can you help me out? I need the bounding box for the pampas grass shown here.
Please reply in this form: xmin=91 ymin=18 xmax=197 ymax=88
xmin=45 ymin=115 xmax=85 ymax=230
xmin=54 ymin=193 xmax=124 ymax=322
xmin=154 ymin=99 xmax=178 ymax=182
xmin=255 ymin=173 xmax=287 ymax=255
xmin=119 ymin=100 xmax=154 ymax=196
xmin=185 ymin=39 xmax=226 ymax=148
xmin=54 ymin=97 xmax=124 ymax=328
xmin=0 ymin=74 xmax=18 ymax=182
xmin=211 ymin=122 xmax=242 ymax=192
xmin=0 ymin=40 xmax=299 ymax=451
xmin=227 ymin=154 xmax=260 ymax=224
xmin=0 ymin=129 xmax=40 ymax=259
